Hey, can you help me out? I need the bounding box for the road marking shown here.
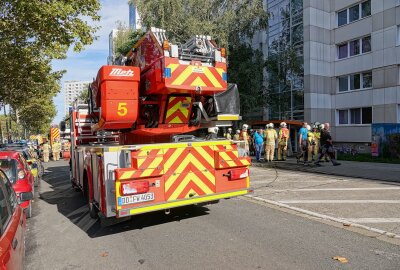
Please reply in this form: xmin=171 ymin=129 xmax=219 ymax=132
xmin=346 ymin=218 xmax=400 ymax=224
xmin=278 ymin=200 xmax=400 ymax=204
xmin=272 ymin=187 xmax=400 ymax=192
xmin=245 ymin=195 xmax=400 ymax=239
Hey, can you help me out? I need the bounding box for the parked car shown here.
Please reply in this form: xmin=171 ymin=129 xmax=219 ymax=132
xmin=0 ymin=151 xmax=35 ymax=218
xmin=2 ymin=144 xmax=42 ymax=186
xmin=0 ymin=169 xmax=32 ymax=269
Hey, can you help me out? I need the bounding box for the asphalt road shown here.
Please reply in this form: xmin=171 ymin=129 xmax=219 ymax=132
xmin=25 ymin=161 xmax=400 ymax=270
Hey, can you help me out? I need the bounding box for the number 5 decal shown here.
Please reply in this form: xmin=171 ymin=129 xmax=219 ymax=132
xmin=117 ymin=102 xmax=128 ymax=116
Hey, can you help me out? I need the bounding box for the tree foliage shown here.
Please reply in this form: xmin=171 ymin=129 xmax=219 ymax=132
xmin=0 ymin=0 xmax=101 ymax=136
xmin=113 ymin=22 xmax=145 ymax=58
xmin=131 ymin=0 xmax=267 ymax=49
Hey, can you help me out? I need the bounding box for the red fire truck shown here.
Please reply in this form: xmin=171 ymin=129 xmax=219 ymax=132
xmin=68 ymin=28 xmax=251 ymax=224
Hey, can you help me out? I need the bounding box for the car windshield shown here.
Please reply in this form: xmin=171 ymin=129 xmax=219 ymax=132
xmin=0 ymin=159 xmax=17 ymax=184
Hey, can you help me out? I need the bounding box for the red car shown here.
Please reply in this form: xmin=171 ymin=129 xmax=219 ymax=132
xmin=0 ymin=151 xmax=35 ymax=218
xmin=0 ymin=169 xmax=32 ymax=269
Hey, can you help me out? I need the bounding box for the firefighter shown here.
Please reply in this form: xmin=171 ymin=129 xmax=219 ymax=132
xmin=53 ymin=139 xmax=61 ymax=161
xmin=206 ymin=127 xmax=219 ymax=140
xmin=240 ymin=124 xmax=250 ymax=156
xmin=225 ymin=128 xmax=233 ymax=140
xmin=233 ymin=130 xmax=240 ymax=141
xmin=265 ymin=123 xmax=277 ymax=162
xmin=42 ymin=141 xmax=50 ymax=163
xmin=277 ymin=122 xmax=289 ymax=161
xmin=308 ymin=124 xmax=320 ymax=161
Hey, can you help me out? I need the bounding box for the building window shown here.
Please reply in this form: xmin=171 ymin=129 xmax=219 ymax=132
xmin=337 ymin=1 xmax=371 ymax=27
xmin=338 ymin=76 xmax=348 ymax=92
xmin=350 ymin=74 xmax=360 ymax=90
xmin=349 ymin=39 xmax=360 ymax=56
xmin=362 ymin=36 xmax=371 ymax=53
xmin=361 ymin=1 xmax=371 ymax=18
xmin=362 ymin=72 xmax=372 ymax=88
xmin=338 ymin=110 xmax=349 ymax=124
xmin=337 ymin=36 xmax=371 ymax=59
xmin=338 ymin=10 xmax=348 ymax=27
xmin=337 ymin=71 xmax=372 ymax=92
xmin=338 ymin=43 xmax=348 ymax=59
xmin=349 ymin=5 xmax=360 ymax=23
xmin=337 ymin=107 xmax=372 ymax=125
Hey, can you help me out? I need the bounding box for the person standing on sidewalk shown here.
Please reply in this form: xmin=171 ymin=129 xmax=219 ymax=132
xmin=264 ymin=123 xmax=277 ymax=162
xmin=253 ymin=129 xmax=264 ymax=162
xmin=315 ymin=123 xmax=341 ymax=166
xmin=297 ymin=122 xmax=309 ymax=165
xmin=240 ymin=124 xmax=250 ymax=156
xmin=277 ymin=122 xmax=289 ymax=161
xmin=42 ymin=141 xmax=50 ymax=163
xmin=308 ymin=124 xmax=319 ymax=162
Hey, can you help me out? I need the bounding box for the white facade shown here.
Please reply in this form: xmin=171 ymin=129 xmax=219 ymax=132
xmin=257 ymin=0 xmax=400 ymax=144
xmin=108 ymin=29 xmax=119 ymax=65
xmin=63 ymin=81 xmax=91 ymax=116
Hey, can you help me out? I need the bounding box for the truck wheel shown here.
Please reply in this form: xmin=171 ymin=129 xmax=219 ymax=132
xmin=89 ymin=202 xmax=99 ymax=219
xmin=83 ymin=173 xmax=98 ymax=219
xmin=25 ymin=202 xmax=32 ymax=218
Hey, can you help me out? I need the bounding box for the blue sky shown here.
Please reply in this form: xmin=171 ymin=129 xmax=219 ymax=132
xmin=52 ymin=0 xmax=129 ymax=124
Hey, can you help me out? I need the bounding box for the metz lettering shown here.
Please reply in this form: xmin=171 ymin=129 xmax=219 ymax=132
xmin=109 ymin=68 xmax=134 ymax=77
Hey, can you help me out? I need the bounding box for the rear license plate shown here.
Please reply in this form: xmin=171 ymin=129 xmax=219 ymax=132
xmin=118 ymin=193 xmax=155 ymax=206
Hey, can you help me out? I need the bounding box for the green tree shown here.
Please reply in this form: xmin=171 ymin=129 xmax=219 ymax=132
xmin=0 ymin=0 xmax=101 ymax=128
xmin=113 ymin=22 xmax=145 ymax=59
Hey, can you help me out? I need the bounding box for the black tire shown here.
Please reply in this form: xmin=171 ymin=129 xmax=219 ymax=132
xmin=83 ymin=173 xmax=98 ymax=219
xmin=25 ymin=202 xmax=32 ymax=218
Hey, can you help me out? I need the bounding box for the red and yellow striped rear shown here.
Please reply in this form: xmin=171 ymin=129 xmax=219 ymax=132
xmin=114 ymin=141 xmax=251 ymax=217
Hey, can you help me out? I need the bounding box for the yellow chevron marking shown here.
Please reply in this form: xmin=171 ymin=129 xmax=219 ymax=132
xmin=219 ymin=152 xmax=237 ymax=167
xmin=168 ymin=116 xmax=182 ymax=124
xmin=166 ymin=100 xmax=183 ymax=119
xmin=172 ymin=66 xmax=193 ymax=85
xmin=203 ymin=68 xmax=222 ymax=88
xmin=167 ymin=63 xmax=180 ymax=73
xmin=120 ymin=171 xmax=134 ymax=180
xmin=137 ymin=149 xmax=163 ymax=157
xmin=165 ymin=153 xmax=215 ymax=192
xmin=190 ymin=77 xmax=207 ymax=87
xmin=140 ymin=157 xmax=163 ymax=177
xmin=216 ymin=68 xmax=224 ymax=77
xmin=169 ymin=172 xmax=214 ymax=201
xmin=194 ymin=147 xmax=214 ymax=167
xmin=164 ymin=148 xmax=185 ymax=170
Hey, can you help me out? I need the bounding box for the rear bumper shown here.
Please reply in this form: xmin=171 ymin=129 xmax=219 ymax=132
xmin=117 ymin=189 xmax=249 ymax=217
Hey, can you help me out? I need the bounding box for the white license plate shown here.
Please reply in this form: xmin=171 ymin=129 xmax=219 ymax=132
xmin=118 ymin=193 xmax=155 ymax=205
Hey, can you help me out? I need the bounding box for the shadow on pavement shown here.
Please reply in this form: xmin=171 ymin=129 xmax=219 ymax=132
xmin=39 ymin=162 xmax=210 ymax=238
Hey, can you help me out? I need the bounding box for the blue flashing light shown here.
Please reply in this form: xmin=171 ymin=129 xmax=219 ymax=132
xmin=222 ymin=72 xmax=227 ymax=81
xmin=164 ymin=68 xmax=172 ymax=78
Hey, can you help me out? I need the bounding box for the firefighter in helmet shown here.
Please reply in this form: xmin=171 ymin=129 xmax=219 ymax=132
xmin=206 ymin=127 xmax=219 ymax=140
xmin=52 ymin=138 xmax=61 ymax=161
xmin=277 ymin=122 xmax=289 ymax=161
xmin=233 ymin=130 xmax=240 ymax=141
xmin=225 ymin=128 xmax=233 ymax=140
xmin=308 ymin=123 xmax=320 ymax=161
xmin=42 ymin=140 xmax=50 ymax=163
xmin=240 ymin=124 xmax=250 ymax=156
xmin=264 ymin=123 xmax=277 ymax=162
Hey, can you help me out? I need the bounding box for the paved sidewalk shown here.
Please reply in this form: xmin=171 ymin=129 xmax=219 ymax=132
xmin=251 ymin=157 xmax=400 ymax=182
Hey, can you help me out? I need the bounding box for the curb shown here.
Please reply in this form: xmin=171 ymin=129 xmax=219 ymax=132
xmin=250 ymin=161 xmax=398 ymax=183
xmin=245 ymin=195 xmax=400 ymax=239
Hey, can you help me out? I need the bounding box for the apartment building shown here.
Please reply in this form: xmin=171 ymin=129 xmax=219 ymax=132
xmin=63 ymin=81 xmax=91 ymax=116
xmin=256 ymin=0 xmax=400 ymax=147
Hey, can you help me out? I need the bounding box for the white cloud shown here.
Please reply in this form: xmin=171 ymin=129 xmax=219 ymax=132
xmin=52 ymin=0 xmax=129 ymax=124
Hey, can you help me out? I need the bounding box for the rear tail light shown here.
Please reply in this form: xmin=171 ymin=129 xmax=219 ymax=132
xmin=18 ymin=170 xmax=25 ymax=180
xmin=228 ymin=168 xmax=249 ymax=181
xmin=120 ymin=181 xmax=149 ymax=196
